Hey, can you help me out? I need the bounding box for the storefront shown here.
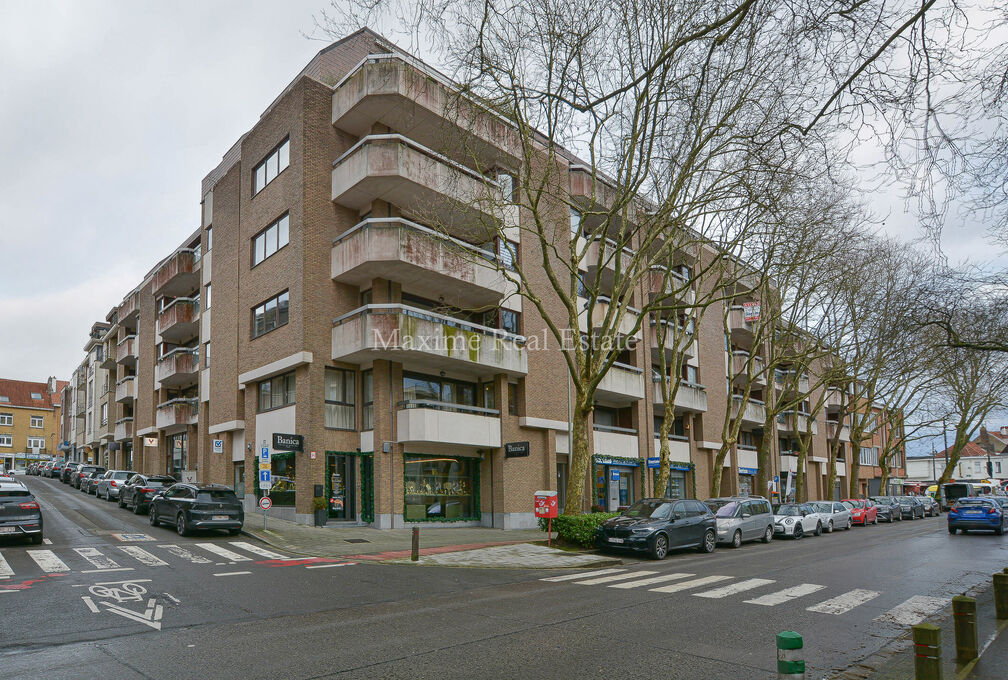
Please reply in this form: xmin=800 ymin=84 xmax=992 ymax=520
xmin=738 ymin=467 xmax=758 ymax=496
xmin=255 ymin=451 xmax=296 ymax=506
xmin=593 ymin=455 xmax=640 ymax=511
xmin=326 ymin=452 xmax=374 ymax=522
xmin=403 ymin=453 xmax=479 ymax=522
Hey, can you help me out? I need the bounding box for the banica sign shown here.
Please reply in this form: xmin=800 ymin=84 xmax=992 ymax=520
xmin=272 ymin=433 xmax=304 ymax=452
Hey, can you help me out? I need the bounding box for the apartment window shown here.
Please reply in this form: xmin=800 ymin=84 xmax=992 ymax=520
xmin=257 ymin=372 xmax=296 ymax=412
xmin=360 ymin=289 xmax=372 ymax=306
xmin=654 ymin=415 xmax=686 ymax=439
xmin=324 ymin=368 xmax=355 ymax=430
xmin=251 ymin=290 xmax=290 ymax=339
xmin=508 ymin=383 xmax=518 ymax=415
xmin=497 ymin=239 xmax=518 ymax=270
xmin=204 ymin=284 xmax=211 ymax=309
xmin=859 ymin=446 xmax=880 ymax=467
xmin=361 ymin=370 xmax=374 ymax=431
xmin=996 ymin=462 xmax=1002 ymax=474
xmin=205 ymin=226 xmax=212 ymax=251
xmin=1 ymin=413 xmax=13 ymax=426
xmin=683 ymin=365 xmax=699 ymax=384
xmin=0 ymin=434 xmax=11 ymax=447
xmin=739 ymin=431 xmax=755 ymax=447
xmin=252 ymin=213 xmax=290 ymax=266
xmin=100 ymin=403 xmax=108 ymax=426
xmin=204 ymin=342 xmax=211 ymax=368
xmin=481 ymin=382 xmax=495 ymax=410
xmin=252 ymin=137 xmax=290 ymax=195
xmin=0 ymin=396 xmax=9 ymax=403
xmin=570 ymin=207 xmax=582 ymax=238
xmin=30 ymin=392 xmax=42 ymax=400
xmin=27 ymin=437 xmax=45 ymax=450
xmin=403 ymin=372 xmax=477 ymax=407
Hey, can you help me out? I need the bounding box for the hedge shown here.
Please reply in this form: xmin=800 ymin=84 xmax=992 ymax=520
xmin=538 ymin=512 xmax=620 ymax=548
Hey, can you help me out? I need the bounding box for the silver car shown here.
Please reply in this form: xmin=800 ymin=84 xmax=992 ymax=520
xmin=773 ymin=503 xmax=823 ymax=538
xmin=808 ymin=501 xmax=853 ymax=533
xmin=706 ymin=496 xmax=775 ymax=547
xmin=97 ymin=470 xmax=132 ymax=501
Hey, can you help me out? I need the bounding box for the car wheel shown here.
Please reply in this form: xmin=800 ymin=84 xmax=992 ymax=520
xmin=794 ymin=524 xmax=803 ymax=540
xmin=731 ymin=530 xmax=742 ymax=549
xmin=30 ymin=534 xmax=43 ymax=545
xmin=700 ymin=529 xmax=717 ymax=553
xmin=814 ymin=522 xmax=822 ymax=537
xmin=948 ymin=525 xmax=956 ymax=534
xmin=118 ymin=495 xmax=126 ymax=509
xmin=650 ymin=533 xmax=668 ymax=560
xmin=873 ymin=515 xmax=878 ymax=525
xmin=762 ymin=526 xmax=773 ymax=543
xmin=149 ymin=507 xmax=159 ymax=527
xmin=176 ymin=513 xmax=189 ymax=537
xmin=996 ymin=526 xmax=1004 ymax=536
xmin=827 ymin=520 xmax=834 ymax=533
xmin=228 ymin=528 xmax=241 ymax=537
xmin=846 ymin=518 xmax=852 ymax=530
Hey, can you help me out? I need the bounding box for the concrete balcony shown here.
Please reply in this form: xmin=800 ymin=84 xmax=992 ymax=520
xmin=155 ymin=348 xmax=199 ymax=388
xmin=114 ymin=417 xmax=133 ymax=441
xmin=653 ymin=379 xmax=708 ymax=413
xmin=729 ymin=305 xmax=757 ymax=338
xmin=331 ymin=135 xmax=501 ymax=232
xmin=116 ymin=335 xmax=138 ymax=367
xmin=732 ymin=351 xmax=766 ymax=386
xmin=332 ymin=304 xmax=527 ymax=377
xmin=826 ymin=388 xmax=843 ymax=411
xmin=776 ymin=411 xmax=818 ymax=435
xmin=114 ymin=377 xmax=136 ymax=404
xmin=596 ymin=362 xmax=645 ymax=403
xmin=156 ymin=398 xmax=198 ymax=431
xmin=736 ymin=445 xmax=759 ymax=471
xmin=395 ymin=401 xmax=501 ymax=448
xmin=593 ymin=426 xmax=640 ymax=459
xmin=578 ymin=297 xmax=642 ymax=338
xmin=157 ymin=298 xmax=199 ymax=344
xmin=774 ymin=370 xmax=810 ymax=395
xmin=650 ymin=320 xmax=695 ymax=360
xmin=119 ymin=290 xmax=140 ymax=324
xmin=652 ymin=434 xmax=692 ymax=463
xmin=648 ymin=267 xmax=695 ymax=307
xmin=332 ymin=218 xmax=511 ymax=309
xmin=332 ymin=54 xmax=518 ymax=170
xmin=581 ymin=236 xmax=635 ymax=292
xmin=826 ymin=420 xmax=850 ymax=442
xmin=153 ymin=249 xmax=199 ymax=298
xmin=732 ymin=396 xmax=766 ymax=427
xmin=99 ymin=341 xmax=116 ymax=370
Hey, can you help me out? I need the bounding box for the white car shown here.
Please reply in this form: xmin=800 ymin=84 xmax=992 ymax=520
xmin=772 ymin=503 xmax=823 ymax=539
xmin=808 ymin=500 xmax=853 ymax=533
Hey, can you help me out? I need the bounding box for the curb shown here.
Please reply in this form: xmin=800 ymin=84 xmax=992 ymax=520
xmin=952 ymin=617 xmax=1008 ymax=680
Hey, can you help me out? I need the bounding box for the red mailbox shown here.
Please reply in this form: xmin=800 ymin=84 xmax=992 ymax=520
xmin=534 ymin=490 xmax=558 ymax=518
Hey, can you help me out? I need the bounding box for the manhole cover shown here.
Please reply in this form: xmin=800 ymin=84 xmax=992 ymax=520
xmin=344 ymin=539 xmax=370 ymax=544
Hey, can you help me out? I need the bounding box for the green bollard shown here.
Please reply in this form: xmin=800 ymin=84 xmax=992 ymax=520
xmin=952 ymin=595 xmax=978 ymax=662
xmin=912 ymin=623 xmax=943 ymax=680
xmin=995 ymin=573 xmax=1008 ymax=620
xmin=777 ymin=631 xmax=805 ymax=680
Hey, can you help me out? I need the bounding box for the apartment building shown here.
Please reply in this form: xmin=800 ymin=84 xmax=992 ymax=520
xmin=0 ymin=377 xmax=66 ymax=471
xmin=56 ymin=28 xmax=902 ymax=527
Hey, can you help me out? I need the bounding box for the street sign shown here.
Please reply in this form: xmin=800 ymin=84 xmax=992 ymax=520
xmin=272 ymin=433 xmax=303 ymax=452
xmin=259 ymin=469 xmax=272 ymax=489
xmin=259 ymin=496 xmax=272 ymax=511
xmin=212 ymin=439 xmax=224 ymax=454
xmin=258 ymin=462 xmax=271 ymax=471
xmin=260 ymin=447 xmax=271 ymax=464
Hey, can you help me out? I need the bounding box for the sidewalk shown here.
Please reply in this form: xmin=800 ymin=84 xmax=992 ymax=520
xmin=961 ymin=616 xmax=1008 ymax=680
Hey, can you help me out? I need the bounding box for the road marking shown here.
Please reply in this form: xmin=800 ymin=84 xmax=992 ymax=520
xmin=305 ymin=563 xmax=353 ymax=569
xmin=541 ymin=568 xmax=626 ymax=582
xmin=650 ymin=574 xmax=732 ymax=593
xmin=27 ymin=550 xmax=69 ymax=573
xmin=118 ymin=546 xmax=168 ymax=567
xmin=75 ymin=547 xmax=121 ymax=570
xmin=694 ymin=578 xmax=776 ymax=599
xmin=575 ymin=570 xmax=659 ymax=585
xmin=875 ymin=596 xmax=949 ymax=626
xmin=746 ymin=583 xmax=825 ymax=606
xmin=228 ymin=542 xmax=287 ymax=559
xmin=807 ymin=589 xmax=881 ymax=615
xmin=0 ymin=552 xmax=13 ymax=578
xmin=213 ymin=571 xmax=251 ymax=577
xmin=111 ymin=533 xmax=156 ymax=542
xmin=81 ymin=567 xmax=134 ymax=574
xmin=81 ymin=596 xmax=100 ymax=613
xmin=42 ymin=538 xmax=52 ymax=545
xmin=159 ymin=544 xmax=212 ymax=564
xmin=0 ymin=590 xmax=16 ymax=594
xmin=195 ymin=544 xmax=251 ymax=562
xmin=608 ymin=572 xmax=695 ymax=589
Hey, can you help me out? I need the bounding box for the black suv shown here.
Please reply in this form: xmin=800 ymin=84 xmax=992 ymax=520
xmin=149 ymin=483 xmax=244 ymax=536
xmin=0 ymin=481 xmax=43 ymax=543
xmin=119 ymin=474 xmax=176 ymax=514
xmin=596 ymin=498 xmax=717 ymax=559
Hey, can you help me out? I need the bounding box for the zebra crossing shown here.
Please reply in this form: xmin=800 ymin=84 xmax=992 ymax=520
xmin=541 ymin=568 xmax=947 ymax=625
xmin=0 ymin=541 xmax=352 ymax=579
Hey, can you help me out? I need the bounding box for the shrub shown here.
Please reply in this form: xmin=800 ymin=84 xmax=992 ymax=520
xmin=538 ymin=512 xmax=619 ymax=548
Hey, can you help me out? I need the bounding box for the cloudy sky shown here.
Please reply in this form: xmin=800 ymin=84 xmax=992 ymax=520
xmin=0 ymin=1 xmax=1002 ymax=399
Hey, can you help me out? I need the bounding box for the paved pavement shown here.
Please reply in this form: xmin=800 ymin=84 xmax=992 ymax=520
xmin=394 ymin=542 xmax=619 ymax=568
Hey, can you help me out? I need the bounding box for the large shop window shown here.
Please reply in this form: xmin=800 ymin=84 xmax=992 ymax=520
xmin=265 ymin=452 xmax=295 ymax=506
xmin=325 ymin=368 xmax=355 ymax=430
xmin=404 ymin=455 xmax=478 ymax=521
xmin=258 ymin=372 xmax=295 ymax=412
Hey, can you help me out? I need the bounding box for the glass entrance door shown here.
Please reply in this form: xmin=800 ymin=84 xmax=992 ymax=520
xmin=326 ymin=454 xmax=356 ymax=520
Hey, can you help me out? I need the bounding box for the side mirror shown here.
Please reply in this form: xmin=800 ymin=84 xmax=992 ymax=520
xmin=741 ymin=513 xmax=751 ymax=519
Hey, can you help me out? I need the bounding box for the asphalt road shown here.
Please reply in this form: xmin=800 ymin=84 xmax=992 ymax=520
xmin=2 ymin=477 xmax=1006 ymax=679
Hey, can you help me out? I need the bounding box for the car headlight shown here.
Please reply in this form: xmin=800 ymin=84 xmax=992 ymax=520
xmin=784 ymin=518 xmax=794 ymax=525
xmin=632 ymin=527 xmax=655 ymax=534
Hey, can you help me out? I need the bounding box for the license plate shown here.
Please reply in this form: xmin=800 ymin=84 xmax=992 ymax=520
xmin=0 ymin=527 xmax=15 ymax=534
xmin=608 ymin=537 xmax=624 ymax=544
xmin=211 ymin=515 xmax=229 ymax=521
xmin=963 ymin=511 xmax=981 ymax=516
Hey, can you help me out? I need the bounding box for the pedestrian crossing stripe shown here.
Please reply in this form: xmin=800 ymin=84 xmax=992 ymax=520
xmin=746 ymin=583 xmax=825 ymax=606
xmin=693 ymin=578 xmax=776 ymax=599
xmin=194 ymin=543 xmax=251 ymax=562
xmin=540 ymin=568 xmax=625 ymax=582
xmin=26 ymin=550 xmax=69 ymax=573
xmin=75 ymin=547 xmax=121 ymax=570
xmin=0 ymin=552 xmax=13 ymax=578
xmin=608 ymin=572 xmax=694 ymax=589
xmin=873 ymin=595 xmax=949 ymax=626
xmin=650 ymin=574 xmax=731 ymax=593
xmin=118 ymin=546 xmax=168 ymax=567
xmin=806 ymin=589 xmax=880 ymax=615
xmin=575 ymin=570 xmax=659 ymax=585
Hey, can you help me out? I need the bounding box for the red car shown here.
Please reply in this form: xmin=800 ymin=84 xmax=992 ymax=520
xmin=843 ymin=499 xmax=878 ymax=525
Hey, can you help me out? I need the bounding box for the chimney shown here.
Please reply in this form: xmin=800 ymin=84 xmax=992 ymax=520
xmin=980 ymin=426 xmax=991 ymax=453
xmin=1001 ymin=426 xmax=1008 ymax=437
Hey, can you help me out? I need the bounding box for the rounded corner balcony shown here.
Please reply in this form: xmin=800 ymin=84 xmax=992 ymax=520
xmin=652 ymin=377 xmax=708 ymax=413
xmin=156 ymin=398 xmax=198 ymax=431
xmin=114 ymin=376 xmax=136 ymax=404
xmin=155 ymin=348 xmax=199 ymax=388
xmin=114 ymin=417 xmax=134 ymax=442
xmin=578 ymin=296 xmax=642 ymax=339
xmin=332 ymin=304 xmax=528 ymax=378
xmin=332 ymin=218 xmax=514 ymax=310
xmin=396 ymin=400 xmax=501 ymax=448
xmin=826 ymin=419 xmax=851 ymax=442
xmin=331 ymin=135 xmax=504 ymax=232
xmin=153 ymin=249 xmax=199 ymax=298
xmin=157 ymin=298 xmax=199 ymax=344
xmin=332 ymin=54 xmax=519 ymax=170
xmin=729 ymin=305 xmax=757 ymax=338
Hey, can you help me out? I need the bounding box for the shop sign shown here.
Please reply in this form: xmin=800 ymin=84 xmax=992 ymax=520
xmin=670 ymin=464 xmax=692 ymax=472
xmin=743 ymin=301 xmax=760 ymax=322
xmin=646 ymin=457 xmax=660 ymax=468
xmin=212 ymin=439 xmax=224 ymax=454
xmin=504 ymin=441 xmax=530 ymax=458
xmin=594 ymin=455 xmax=641 ymax=467
xmin=610 ymin=469 xmax=620 ymax=481
xmin=739 ymin=467 xmax=759 ymax=476
xmin=143 ymin=437 xmax=157 ymax=448
xmin=273 ymin=433 xmax=303 ymax=452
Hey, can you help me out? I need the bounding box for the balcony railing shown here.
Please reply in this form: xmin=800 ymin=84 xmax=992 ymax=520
xmin=596 ymin=361 xmax=645 ymax=403
xmin=593 ymin=425 xmax=639 ymax=459
xmin=777 ymin=411 xmax=818 ymax=435
xmin=153 ymin=249 xmax=198 ymax=297
xmin=155 ymin=398 xmax=198 ymax=430
xmin=114 ymin=377 xmax=136 ymax=404
xmin=119 ymin=290 xmax=140 ymax=322
xmin=652 ymin=379 xmax=708 ymax=413
xmin=732 ymin=395 xmax=766 ymax=426
xmin=157 ymin=298 xmax=199 ymax=343
xmin=116 ymin=335 xmax=138 ymax=365
xmin=729 ymin=305 xmax=757 ymax=336
xmin=650 ymin=319 xmax=695 ymax=360
xmin=826 ymin=419 xmax=850 ymax=442
xmin=395 ymin=399 xmax=501 ymax=447
xmin=732 ymin=351 xmax=766 ymax=386
xmin=155 ymin=348 xmax=200 ymax=387
xmin=114 ymin=417 xmax=134 ymax=442
xmin=648 ymin=266 xmax=695 ymax=306
xmin=578 ymin=296 xmax=642 ymax=338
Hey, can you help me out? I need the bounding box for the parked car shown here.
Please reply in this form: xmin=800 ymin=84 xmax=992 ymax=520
xmin=706 ymin=496 xmax=775 ymax=547
xmin=61 ymin=463 xmax=83 ymax=484
xmin=595 ymin=498 xmax=717 ymax=559
xmin=895 ymin=495 xmax=925 ymax=520
xmin=0 ymin=481 xmax=43 ymax=543
xmin=918 ymin=495 xmax=940 ymax=517
xmin=119 ymin=474 xmax=177 ymax=514
xmin=948 ymin=496 xmax=1007 ymax=535
xmin=148 ymin=483 xmax=245 ymax=537
xmin=47 ymin=461 xmax=63 ymax=478
xmin=773 ymin=503 xmax=822 ymax=538
xmin=71 ymin=465 xmax=105 ymax=489
xmin=38 ymin=462 xmax=51 ymax=476
xmin=808 ymin=500 xmax=853 ymax=532
xmin=97 ymin=470 xmax=132 ymax=501
xmin=79 ymin=471 xmax=101 ymax=494
xmin=869 ymin=496 xmax=899 ymax=522
xmin=843 ymin=499 xmax=879 ymax=525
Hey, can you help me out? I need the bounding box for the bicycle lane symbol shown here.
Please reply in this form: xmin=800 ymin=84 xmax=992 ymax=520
xmin=78 ymin=579 xmax=165 ymax=630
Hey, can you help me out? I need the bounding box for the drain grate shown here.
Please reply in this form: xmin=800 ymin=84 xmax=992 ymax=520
xmin=344 ymin=538 xmax=370 ymax=544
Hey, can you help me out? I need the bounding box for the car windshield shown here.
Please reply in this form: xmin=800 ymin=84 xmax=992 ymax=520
xmin=956 ymin=499 xmax=992 ymax=509
xmin=810 ymin=502 xmax=831 ymax=512
xmin=0 ymin=490 xmax=31 ymax=498
xmin=873 ymin=497 xmax=893 ymax=505
xmin=704 ymin=499 xmax=731 ymax=511
xmin=196 ymin=490 xmax=239 ymax=503
xmin=112 ymin=471 xmax=130 ymax=480
xmin=714 ymin=501 xmax=740 ymax=517
xmin=846 ymin=500 xmax=865 ymax=508
xmin=622 ymin=500 xmax=672 ymax=519
xmin=776 ymin=505 xmax=802 ymax=516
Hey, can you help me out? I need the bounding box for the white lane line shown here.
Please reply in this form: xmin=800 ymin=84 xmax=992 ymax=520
xmin=0 ymin=590 xmax=17 ymax=594
xmin=81 ymin=567 xmax=134 ymax=574
xmin=650 ymin=575 xmax=732 ymax=593
xmin=74 ymin=547 xmax=121 ymax=570
xmin=694 ymin=578 xmax=776 ymax=599
xmin=0 ymin=552 xmax=13 ymax=578
xmin=305 ymin=563 xmax=353 ymax=569
xmin=159 ymin=544 xmax=212 ymax=564
xmin=875 ymin=596 xmax=949 ymax=626
xmin=228 ymin=541 xmax=288 ymax=560
xmin=807 ymin=589 xmax=881 ymax=615
xmin=118 ymin=546 xmax=168 ymax=567
xmin=609 ymin=572 xmax=695 ymax=589
xmin=541 ymin=568 xmax=626 ymax=582
xmin=746 ymin=583 xmax=825 ymax=607
xmin=27 ymin=550 xmax=70 ymax=573
xmin=213 ymin=571 xmax=251 ymax=577
xmin=195 ymin=543 xmax=251 ymax=562
xmin=42 ymin=538 xmax=52 ymax=545
xmin=81 ymin=596 xmax=100 ymax=613
xmin=575 ymin=570 xmax=659 ymax=585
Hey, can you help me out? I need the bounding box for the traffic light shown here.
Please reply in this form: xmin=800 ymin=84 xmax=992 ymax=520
xmin=987 ymin=459 xmax=994 ymax=477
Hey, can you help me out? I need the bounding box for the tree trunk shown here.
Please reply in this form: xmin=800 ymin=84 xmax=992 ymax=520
xmin=710 ymin=444 xmax=731 ymax=497
xmin=825 ymin=435 xmax=841 ymax=500
xmin=563 ymin=399 xmax=595 ymax=515
xmin=656 ymin=421 xmax=671 ymax=497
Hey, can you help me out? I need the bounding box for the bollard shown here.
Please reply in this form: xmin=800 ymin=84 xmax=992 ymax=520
xmin=411 ymin=526 xmax=420 ymax=562
xmin=912 ymin=623 xmax=943 ymax=680
xmin=994 ymin=573 xmax=1008 ymax=620
xmin=952 ymin=595 xmax=978 ymax=662
xmin=776 ymin=631 xmax=805 ymax=680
